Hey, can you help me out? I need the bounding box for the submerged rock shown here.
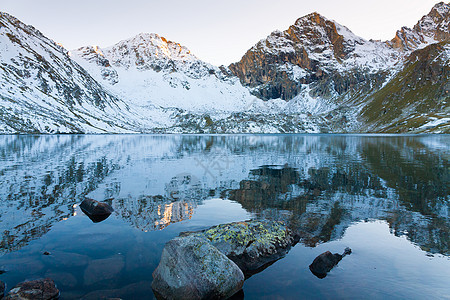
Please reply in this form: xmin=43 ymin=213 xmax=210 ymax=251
xmin=44 ymin=271 xmax=77 ymax=289
xmin=84 ymin=255 xmax=125 ymax=286
xmin=185 ymin=220 xmax=297 ymax=276
xmin=309 ymin=247 xmax=351 ymax=279
xmin=41 ymin=251 xmax=89 ymax=269
xmin=1 ymin=280 xmax=5 ymax=298
xmin=5 ymin=278 xmax=59 ymax=299
xmin=152 ymin=235 xmax=244 ymax=300
xmin=80 ymin=198 xmax=114 ymax=223
xmin=81 ymin=280 xmax=152 ymax=300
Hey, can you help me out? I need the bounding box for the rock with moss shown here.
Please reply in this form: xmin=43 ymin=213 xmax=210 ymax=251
xmin=184 ymin=220 xmax=298 ymax=276
xmin=152 ymin=235 xmax=244 ymax=300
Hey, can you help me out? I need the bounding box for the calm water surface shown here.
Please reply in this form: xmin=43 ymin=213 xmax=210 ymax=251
xmin=0 ymin=134 xmax=448 ymax=299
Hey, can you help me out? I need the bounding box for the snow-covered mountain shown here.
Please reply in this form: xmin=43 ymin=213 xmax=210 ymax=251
xmin=71 ymin=33 xmax=332 ymax=133
xmin=0 ymin=12 xmax=165 ymax=133
xmin=0 ymin=2 xmax=448 ymax=133
xmin=229 ymin=2 xmax=449 ymax=133
xmin=229 ymin=12 xmax=401 ymax=100
xmin=71 ymin=33 xmax=258 ymax=114
xmin=390 ymin=1 xmax=449 ymax=51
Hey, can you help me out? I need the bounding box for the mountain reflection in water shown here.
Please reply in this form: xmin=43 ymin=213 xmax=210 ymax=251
xmin=0 ymin=134 xmax=448 ymax=259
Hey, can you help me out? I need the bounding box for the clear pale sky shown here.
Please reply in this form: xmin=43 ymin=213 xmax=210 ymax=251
xmin=0 ymin=0 xmax=443 ymax=65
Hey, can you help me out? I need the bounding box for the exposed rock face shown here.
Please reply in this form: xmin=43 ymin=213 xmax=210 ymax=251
xmin=226 ymin=2 xmax=449 ymax=132
xmin=152 ymin=235 xmax=244 ymax=300
xmin=79 ymin=198 xmax=114 ymax=223
xmin=229 ymin=12 xmax=398 ymax=101
xmin=185 ymin=220 xmax=298 ymax=276
xmin=72 ymin=46 xmax=119 ymax=84
xmin=5 ymin=278 xmax=59 ymax=300
xmin=390 ymin=2 xmax=449 ymax=51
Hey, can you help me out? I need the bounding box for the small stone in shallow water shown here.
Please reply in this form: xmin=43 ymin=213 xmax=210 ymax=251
xmin=42 ymin=250 xmax=89 ymax=269
xmin=5 ymin=278 xmax=59 ymax=300
xmin=43 ymin=251 xmax=51 ymax=256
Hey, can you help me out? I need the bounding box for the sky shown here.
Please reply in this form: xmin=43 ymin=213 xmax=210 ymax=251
xmin=0 ymin=0 xmax=444 ymax=65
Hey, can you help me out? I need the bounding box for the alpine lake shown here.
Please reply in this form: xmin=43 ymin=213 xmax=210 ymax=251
xmin=0 ymin=134 xmax=448 ymax=299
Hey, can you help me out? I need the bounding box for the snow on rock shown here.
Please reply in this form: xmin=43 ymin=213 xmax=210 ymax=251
xmin=0 ymin=12 xmax=167 ymax=133
xmin=390 ymin=2 xmax=450 ymax=51
xmin=0 ymin=2 xmax=448 ymax=134
xmin=72 ymin=33 xmax=264 ymax=114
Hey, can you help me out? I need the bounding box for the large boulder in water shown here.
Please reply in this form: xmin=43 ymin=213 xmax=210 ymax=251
xmin=80 ymin=198 xmax=114 ymax=223
xmin=309 ymin=247 xmax=351 ymax=279
xmin=5 ymin=278 xmax=59 ymax=299
xmin=152 ymin=235 xmax=244 ymax=300
xmin=184 ymin=220 xmax=297 ymax=276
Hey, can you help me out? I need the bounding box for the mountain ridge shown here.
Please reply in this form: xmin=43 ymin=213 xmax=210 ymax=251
xmin=0 ymin=11 xmax=148 ymax=133
xmin=390 ymin=1 xmax=449 ymax=50
xmin=0 ymin=2 xmax=448 ymax=134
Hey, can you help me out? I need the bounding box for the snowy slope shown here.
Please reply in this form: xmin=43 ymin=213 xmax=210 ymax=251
xmin=71 ymin=33 xmax=332 ymax=133
xmin=72 ymin=33 xmax=260 ymax=113
xmin=0 ymin=12 xmax=176 ymax=133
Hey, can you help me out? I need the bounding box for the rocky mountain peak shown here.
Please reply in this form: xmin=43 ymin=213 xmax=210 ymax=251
xmin=414 ymin=2 xmax=449 ymax=41
xmin=228 ymin=10 xmax=394 ymax=101
xmin=294 ymin=12 xmax=326 ymax=25
xmin=102 ymin=32 xmax=198 ymax=70
xmin=427 ymin=1 xmax=450 ymax=21
xmin=74 ymin=45 xmax=109 ymax=65
xmin=289 ymin=12 xmax=364 ymax=60
xmin=390 ymin=2 xmax=449 ymax=51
